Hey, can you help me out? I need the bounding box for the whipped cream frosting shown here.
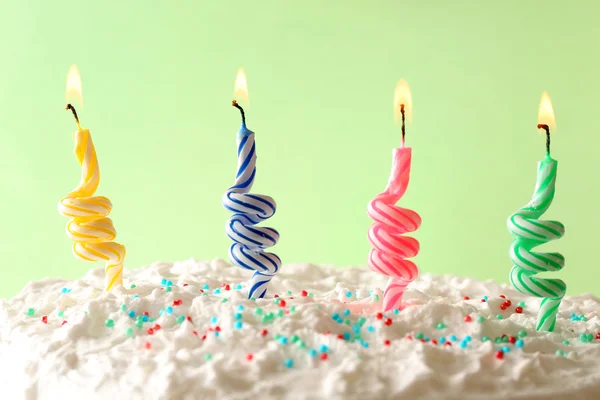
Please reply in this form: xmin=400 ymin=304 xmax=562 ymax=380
xmin=1 ymin=259 xmax=599 ymax=400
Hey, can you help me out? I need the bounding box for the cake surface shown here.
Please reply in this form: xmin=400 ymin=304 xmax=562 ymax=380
xmin=1 ymin=259 xmax=599 ymax=400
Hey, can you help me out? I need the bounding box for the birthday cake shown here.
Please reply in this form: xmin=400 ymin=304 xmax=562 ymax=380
xmin=1 ymin=259 xmax=599 ymax=400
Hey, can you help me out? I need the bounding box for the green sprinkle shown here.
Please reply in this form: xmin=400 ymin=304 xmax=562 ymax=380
xmin=176 ymin=316 xmax=185 ymax=324
xmin=57 ymin=310 xmax=64 ymax=318
xmin=135 ymin=320 xmax=143 ymax=329
xmin=481 ymin=336 xmax=489 ymax=342
xmin=297 ymin=340 xmax=306 ymax=348
xmin=496 ymin=314 xmax=503 ymax=320
xmin=221 ymin=298 xmax=228 ymax=303
xmin=308 ymin=293 xmax=313 ymax=297
xmin=415 ymin=332 xmax=424 ymax=339
xmin=502 ymin=336 xmax=509 ymax=343
xmin=255 ymin=307 xmax=263 ymax=315
xmin=476 ymin=315 xmax=485 ymax=323
xmin=518 ymin=330 xmax=528 ymax=338
xmin=204 ymin=353 xmax=212 ymax=361
xmin=290 ymin=335 xmax=299 ymax=343
xmin=276 ymin=310 xmax=284 ymax=317
xmin=373 ymin=294 xmax=380 ymax=302
xmin=130 ymin=284 xmax=136 ymax=289
xmin=105 ymin=319 xmax=115 ymax=328
xmin=562 ymin=340 xmax=570 ymax=345
xmin=287 ymin=290 xmax=292 ymax=295
xmin=556 ymin=349 xmax=564 ymax=356
xmin=517 ymin=301 xmax=526 ymax=308
xmin=344 ymin=319 xmax=351 ymax=325
xmin=274 ymin=333 xmax=282 ymax=339
xmin=579 ymin=333 xmax=588 ymax=343
xmin=357 ymin=317 xmax=366 ymax=326
xmin=289 ymin=306 xmax=296 ymax=313
xmin=436 ymin=322 xmax=446 ymax=330
xmin=125 ymin=328 xmax=134 ymax=337
xmin=26 ymin=308 xmax=35 ymax=316
xmin=165 ymin=287 xmax=172 ymax=293
xmin=273 ymin=299 xmax=280 ymax=304
xmin=316 ymin=305 xmax=321 ymax=310
xmin=586 ymin=333 xmax=594 ymax=342
xmin=120 ymin=304 xmax=127 ymax=312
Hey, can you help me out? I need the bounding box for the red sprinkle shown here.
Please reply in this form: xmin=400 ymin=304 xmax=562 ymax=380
xmin=274 ymin=294 xmax=279 ymax=298
xmin=384 ymin=339 xmax=391 ymax=346
xmin=481 ymin=299 xmax=486 ymax=303
xmin=154 ymin=324 xmax=161 ymax=331
xmin=505 ymin=300 xmax=512 ymax=307
xmin=495 ymin=350 xmax=504 ymax=360
xmin=187 ymin=316 xmax=193 ymax=322
xmin=337 ymin=334 xmax=345 ymax=340
xmin=464 ymin=315 xmax=472 ymax=323
xmin=301 ymin=290 xmax=308 ymax=297
xmin=224 ymin=284 xmax=231 ymax=291
xmin=431 ymin=339 xmax=438 ymax=345
xmin=384 ymin=318 xmax=393 ymax=326
xmin=508 ymin=336 xmax=517 ymax=344
xmin=201 ymin=335 xmax=207 ymax=341
xmin=147 ymin=328 xmax=155 ymax=335
xmin=41 ymin=316 xmax=48 ymax=324
xmin=500 ymin=304 xmax=507 ymax=311
xmin=499 ymin=295 xmax=506 ymax=299
xmin=215 ymin=326 xmax=221 ymax=332
xmin=61 ymin=320 xmax=68 ymax=326
xmin=463 ymin=296 xmax=470 ymax=300
xmin=183 ymin=283 xmax=189 ymax=287
xmin=246 ymin=353 xmax=254 ymax=361
xmin=406 ymin=335 xmax=413 ymax=340
xmin=595 ymin=333 xmax=600 ymax=340
xmin=173 ymin=299 xmax=183 ymax=306
xmin=279 ymin=300 xmax=286 ymax=307
xmin=192 ymin=330 xmax=198 ymax=336
xmin=445 ymin=342 xmax=452 ymax=347
xmin=376 ymin=313 xmax=383 ymax=320
xmin=320 ymin=353 xmax=328 ymax=361
xmin=515 ymin=306 xmax=523 ymax=314
xmin=143 ymin=311 xmax=150 ymax=316
xmin=260 ymin=329 xmax=268 ymax=337
xmin=145 ymin=342 xmax=152 ymax=350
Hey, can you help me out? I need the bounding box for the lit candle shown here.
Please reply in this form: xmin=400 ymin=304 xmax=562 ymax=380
xmin=58 ymin=65 xmax=126 ymax=292
xmin=222 ymin=68 xmax=281 ymax=299
xmin=367 ymin=80 xmax=421 ymax=312
xmin=507 ymin=91 xmax=565 ymax=332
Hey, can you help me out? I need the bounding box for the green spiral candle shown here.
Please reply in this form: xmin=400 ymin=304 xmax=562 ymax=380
xmin=507 ymin=92 xmax=565 ymax=332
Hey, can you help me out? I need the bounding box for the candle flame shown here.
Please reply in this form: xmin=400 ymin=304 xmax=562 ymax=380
xmin=66 ymin=64 xmax=83 ymax=108
xmin=233 ymin=68 xmax=249 ymax=107
xmin=393 ymin=79 xmax=412 ymax=124
xmin=537 ymin=91 xmax=556 ymax=133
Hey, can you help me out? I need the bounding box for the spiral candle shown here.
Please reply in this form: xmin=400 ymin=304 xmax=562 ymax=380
xmin=368 ymin=147 xmax=421 ymax=312
xmin=58 ymin=106 xmax=126 ymax=292
xmin=507 ymin=154 xmax=565 ymax=332
xmin=222 ymin=102 xmax=281 ymax=299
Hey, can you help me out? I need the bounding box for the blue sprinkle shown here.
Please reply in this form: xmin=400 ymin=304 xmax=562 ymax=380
xmin=234 ymin=321 xmax=243 ymax=329
xmin=128 ymin=311 xmax=135 ymax=318
xmin=515 ymin=339 xmax=524 ymax=348
xmin=439 ymin=337 xmax=446 ymax=344
xmin=319 ymin=344 xmax=328 ymax=353
xmin=570 ymin=317 xmax=580 ymax=322
xmin=503 ymin=346 xmax=511 ymax=353
xmin=424 ymin=337 xmax=430 ymax=342
xmin=61 ymin=288 xmax=68 ymax=294
xmin=361 ymin=341 xmax=369 ymax=348
xmin=393 ymin=309 xmax=400 ymax=314
xmin=214 ymin=289 xmax=221 ymax=294
xmin=343 ymin=332 xmax=351 ymax=341
xmin=367 ymin=326 xmax=375 ymax=333
xmin=450 ymin=335 xmax=458 ymax=342
xmin=465 ymin=335 xmax=472 ymax=342
xmin=211 ymin=317 xmax=218 ymax=324
xmin=237 ymin=305 xmax=244 ymax=311
xmin=234 ymin=313 xmax=243 ymax=320
xmin=215 ymin=331 xmax=220 ymax=337
xmin=279 ymin=337 xmax=288 ymax=345
xmin=284 ymin=359 xmax=294 ymax=368
xmin=142 ymin=315 xmax=149 ymax=322
xmin=235 ymin=284 xmax=242 ymax=290
xmin=308 ymin=349 xmax=317 ymax=358
xmin=202 ymin=284 xmax=210 ymax=290
xmin=352 ymin=324 xmax=361 ymax=333
xmin=166 ymin=306 xmax=173 ymax=314
xmin=161 ymin=278 xmax=167 ymax=285
xmin=459 ymin=341 xmax=467 ymax=349
xmin=159 ymin=310 xmax=164 ymax=316
xmin=132 ymin=295 xmax=139 ymax=300
xmin=166 ymin=281 xmax=173 ymax=287
xmin=335 ymin=317 xmax=343 ymax=324
xmin=483 ymin=296 xmax=488 ymax=301
xmin=571 ymin=313 xmax=576 ymax=317
xmin=345 ymin=291 xmax=352 ymax=298
xmin=343 ymin=309 xmax=350 ymax=316
xmin=331 ymin=313 xmax=339 ymax=320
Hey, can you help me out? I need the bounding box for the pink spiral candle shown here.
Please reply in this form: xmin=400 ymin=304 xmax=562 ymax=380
xmin=368 ymin=80 xmax=421 ymax=312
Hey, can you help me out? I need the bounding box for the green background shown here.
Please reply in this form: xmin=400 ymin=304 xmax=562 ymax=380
xmin=0 ymin=1 xmax=598 ymax=298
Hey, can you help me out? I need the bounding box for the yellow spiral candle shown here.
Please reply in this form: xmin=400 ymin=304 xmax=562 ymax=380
xmin=58 ymin=66 xmax=126 ymax=291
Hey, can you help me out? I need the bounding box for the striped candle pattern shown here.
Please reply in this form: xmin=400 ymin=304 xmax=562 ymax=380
xmin=222 ymin=123 xmax=281 ymax=299
xmin=368 ymin=147 xmax=421 ymax=312
xmin=507 ymin=156 xmax=565 ymax=332
xmin=58 ymin=127 xmax=126 ymax=292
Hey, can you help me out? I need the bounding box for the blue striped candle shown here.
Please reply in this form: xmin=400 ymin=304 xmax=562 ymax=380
xmin=222 ymin=100 xmax=281 ymax=299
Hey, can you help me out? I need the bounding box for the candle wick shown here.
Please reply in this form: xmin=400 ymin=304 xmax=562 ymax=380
xmin=537 ymin=124 xmax=550 ymax=155
xmin=232 ymin=100 xmax=246 ymax=125
xmin=65 ymin=104 xmax=82 ymax=130
xmin=400 ymin=104 xmax=406 ymax=147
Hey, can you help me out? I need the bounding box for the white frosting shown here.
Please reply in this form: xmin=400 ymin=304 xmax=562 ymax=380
xmin=1 ymin=259 xmax=599 ymax=400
